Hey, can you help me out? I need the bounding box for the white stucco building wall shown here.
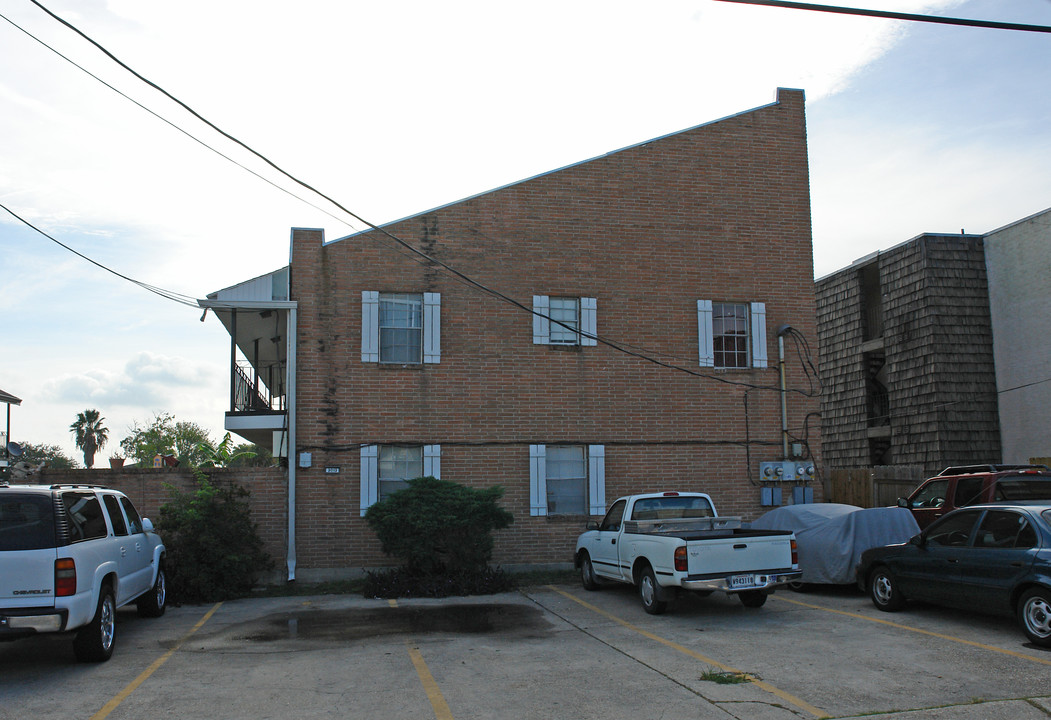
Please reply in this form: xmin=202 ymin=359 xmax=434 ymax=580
xmin=984 ymin=207 xmax=1051 ymax=464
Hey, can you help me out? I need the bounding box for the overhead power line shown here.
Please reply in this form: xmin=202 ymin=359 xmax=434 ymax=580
xmin=21 ymin=0 xmax=815 ymax=397
xmin=0 ymin=10 xmax=360 ymax=233
xmin=714 ymin=0 xmax=1051 ymax=33
xmin=0 ymin=202 xmax=200 ymax=307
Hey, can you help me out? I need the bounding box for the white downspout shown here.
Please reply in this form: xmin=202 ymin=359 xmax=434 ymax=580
xmin=286 ymin=306 xmax=297 ymax=581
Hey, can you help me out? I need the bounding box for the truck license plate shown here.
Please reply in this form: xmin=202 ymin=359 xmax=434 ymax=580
xmin=729 ymin=574 xmax=755 ymax=589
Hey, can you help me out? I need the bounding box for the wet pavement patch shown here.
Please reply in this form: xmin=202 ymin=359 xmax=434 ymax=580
xmin=234 ymin=603 xmax=552 ymax=644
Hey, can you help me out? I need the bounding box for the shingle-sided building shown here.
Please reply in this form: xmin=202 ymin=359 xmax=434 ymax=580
xmin=203 ymin=88 xmax=822 ymax=580
xmin=815 ymin=234 xmax=1001 ymax=475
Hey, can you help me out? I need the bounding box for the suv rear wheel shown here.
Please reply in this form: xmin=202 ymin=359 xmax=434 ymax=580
xmin=74 ymin=585 xmax=116 ymax=662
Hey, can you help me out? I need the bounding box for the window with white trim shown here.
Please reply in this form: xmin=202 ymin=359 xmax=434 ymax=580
xmin=529 ymin=444 xmax=605 ymax=516
xmin=533 ymin=296 xmax=597 ymax=346
xmin=361 ymin=291 xmax=440 ymax=363
xmin=697 ymin=300 xmax=767 ymax=369
xmin=359 ymin=444 xmax=441 ymax=515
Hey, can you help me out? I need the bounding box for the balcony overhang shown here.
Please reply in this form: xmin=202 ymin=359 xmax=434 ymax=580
xmin=225 ymin=411 xmax=288 ymax=448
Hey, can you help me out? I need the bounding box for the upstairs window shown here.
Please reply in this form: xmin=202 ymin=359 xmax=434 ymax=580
xmin=362 ymin=291 xmax=440 ymax=363
xmin=533 ymin=296 xmax=597 ymax=346
xmin=380 ymin=293 xmax=422 ymax=363
xmin=697 ymin=300 xmax=767 ymax=369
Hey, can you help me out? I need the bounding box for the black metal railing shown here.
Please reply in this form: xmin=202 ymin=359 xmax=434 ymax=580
xmin=867 ymin=381 xmax=890 ymax=426
xmin=233 ymin=362 xmax=285 ymax=412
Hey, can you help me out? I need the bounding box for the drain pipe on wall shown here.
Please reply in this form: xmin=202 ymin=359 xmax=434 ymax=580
xmin=777 ymin=324 xmax=792 ymax=459
xmin=286 ymin=306 xmax=298 ymax=582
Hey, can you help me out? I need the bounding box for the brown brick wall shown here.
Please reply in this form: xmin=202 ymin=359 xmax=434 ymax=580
xmin=287 ymin=88 xmax=822 ymax=573
xmin=37 ymin=467 xmax=288 ymax=573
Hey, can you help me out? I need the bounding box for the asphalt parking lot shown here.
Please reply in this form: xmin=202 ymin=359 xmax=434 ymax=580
xmin=3 ymin=583 xmax=1051 ymax=720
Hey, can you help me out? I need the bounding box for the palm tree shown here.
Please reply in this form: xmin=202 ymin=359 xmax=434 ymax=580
xmin=70 ymin=409 xmax=108 ymax=468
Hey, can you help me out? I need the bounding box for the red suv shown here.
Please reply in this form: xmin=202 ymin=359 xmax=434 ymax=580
xmin=898 ymin=465 xmax=1051 ymax=529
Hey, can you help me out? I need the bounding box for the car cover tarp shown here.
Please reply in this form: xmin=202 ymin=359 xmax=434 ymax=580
xmin=751 ymin=504 xmax=920 ymax=584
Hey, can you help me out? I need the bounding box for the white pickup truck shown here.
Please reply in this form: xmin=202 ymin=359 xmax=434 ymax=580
xmin=575 ymin=492 xmax=800 ymax=613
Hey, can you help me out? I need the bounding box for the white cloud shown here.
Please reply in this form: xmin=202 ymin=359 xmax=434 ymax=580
xmin=42 ymin=352 xmax=214 ymax=407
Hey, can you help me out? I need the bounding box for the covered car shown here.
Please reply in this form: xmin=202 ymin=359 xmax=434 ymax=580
xmin=751 ymin=503 xmax=920 ymax=585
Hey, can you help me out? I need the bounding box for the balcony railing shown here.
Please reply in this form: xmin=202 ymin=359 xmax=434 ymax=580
xmin=233 ymin=362 xmax=285 ymax=413
xmin=867 ymin=381 xmax=890 ymax=427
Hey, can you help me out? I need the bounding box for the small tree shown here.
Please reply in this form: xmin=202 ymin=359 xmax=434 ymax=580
xmin=228 ymin=443 xmax=277 ymax=467
xmin=70 ymin=409 xmax=108 ymax=468
xmin=158 ymin=441 xmax=271 ymax=603
xmin=196 ymin=433 xmax=256 ymax=468
xmin=365 ymin=477 xmax=514 ymax=578
xmin=120 ymin=412 xmax=213 ymax=467
xmin=17 ymin=442 xmax=79 ymax=469
xmin=158 ymin=474 xmax=272 ymax=603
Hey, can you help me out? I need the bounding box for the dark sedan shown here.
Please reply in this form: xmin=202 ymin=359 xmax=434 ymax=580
xmin=856 ymin=502 xmax=1051 ymax=647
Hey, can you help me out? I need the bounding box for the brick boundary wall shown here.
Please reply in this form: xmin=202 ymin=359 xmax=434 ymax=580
xmin=37 ymin=466 xmax=289 ymax=582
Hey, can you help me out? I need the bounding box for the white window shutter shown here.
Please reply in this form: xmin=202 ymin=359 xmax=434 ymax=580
xmin=360 ymin=445 xmax=378 ymax=516
xmin=529 ymin=444 xmax=548 ymax=516
xmin=588 ymin=445 xmax=606 ymax=515
xmin=697 ymin=299 xmax=714 ymax=367
xmin=361 ymin=291 xmax=379 ymax=363
xmin=532 ymin=296 xmax=550 ymax=345
xmin=423 ymin=293 xmax=441 ymax=363
xmin=580 ymin=297 xmax=597 ymax=346
xmin=423 ymin=444 xmax=441 ymax=478
xmin=750 ymin=302 xmax=768 ymax=368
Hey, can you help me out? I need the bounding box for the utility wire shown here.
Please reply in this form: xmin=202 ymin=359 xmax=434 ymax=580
xmin=0 ymin=5 xmax=550 ymax=324
xmin=0 ymin=202 xmax=200 ymax=307
xmin=714 ymin=0 xmax=1051 ymax=33
xmin=22 ymin=0 xmax=813 ymax=396
xmin=0 ymin=10 xmax=364 ymax=236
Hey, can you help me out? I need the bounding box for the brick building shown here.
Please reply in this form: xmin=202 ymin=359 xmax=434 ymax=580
xmin=202 ymin=88 xmax=822 ymax=581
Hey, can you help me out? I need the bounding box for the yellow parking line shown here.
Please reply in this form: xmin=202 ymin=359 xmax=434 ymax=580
xmin=772 ymin=594 xmax=1051 ymax=667
xmin=548 ymin=586 xmax=825 ymax=718
xmin=389 ymin=598 xmax=453 ymax=719
xmin=90 ymin=602 xmax=223 ymax=720
xmin=408 ymin=644 xmax=455 ymax=720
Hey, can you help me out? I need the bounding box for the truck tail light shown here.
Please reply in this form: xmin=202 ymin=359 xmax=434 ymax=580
xmin=674 ymin=546 xmax=688 ymax=572
xmin=790 ymin=539 xmax=799 ymax=567
xmin=55 ymin=558 xmax=77 ymax=597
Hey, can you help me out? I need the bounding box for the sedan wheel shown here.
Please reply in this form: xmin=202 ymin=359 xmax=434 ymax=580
xmin=1018 ymin=588 xmax=1051 ymax=647
xmin=869 ymin=567 xmax=905 ymax=612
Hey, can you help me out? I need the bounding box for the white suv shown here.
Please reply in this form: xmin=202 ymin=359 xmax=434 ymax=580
xmin=0 ymin=482 xmax=167 ymax=662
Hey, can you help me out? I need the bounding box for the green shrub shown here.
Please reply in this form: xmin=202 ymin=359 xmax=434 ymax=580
xmin=158 ymin=476 xmax=273 ymax=603
xmin=363 ymin=476 xmax=514 ymax=592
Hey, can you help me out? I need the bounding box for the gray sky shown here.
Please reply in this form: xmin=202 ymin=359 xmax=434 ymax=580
xmin=2 ymin=0 xmax=1049 ymax=463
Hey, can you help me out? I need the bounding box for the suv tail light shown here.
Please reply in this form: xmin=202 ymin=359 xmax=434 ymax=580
xmin=674 ymin=546 xmax=688 ymax=572
xmin=55 ymin=558 xmax=77 ymax=597
xmin=791 ymin=539 xmax=799 ymax=566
